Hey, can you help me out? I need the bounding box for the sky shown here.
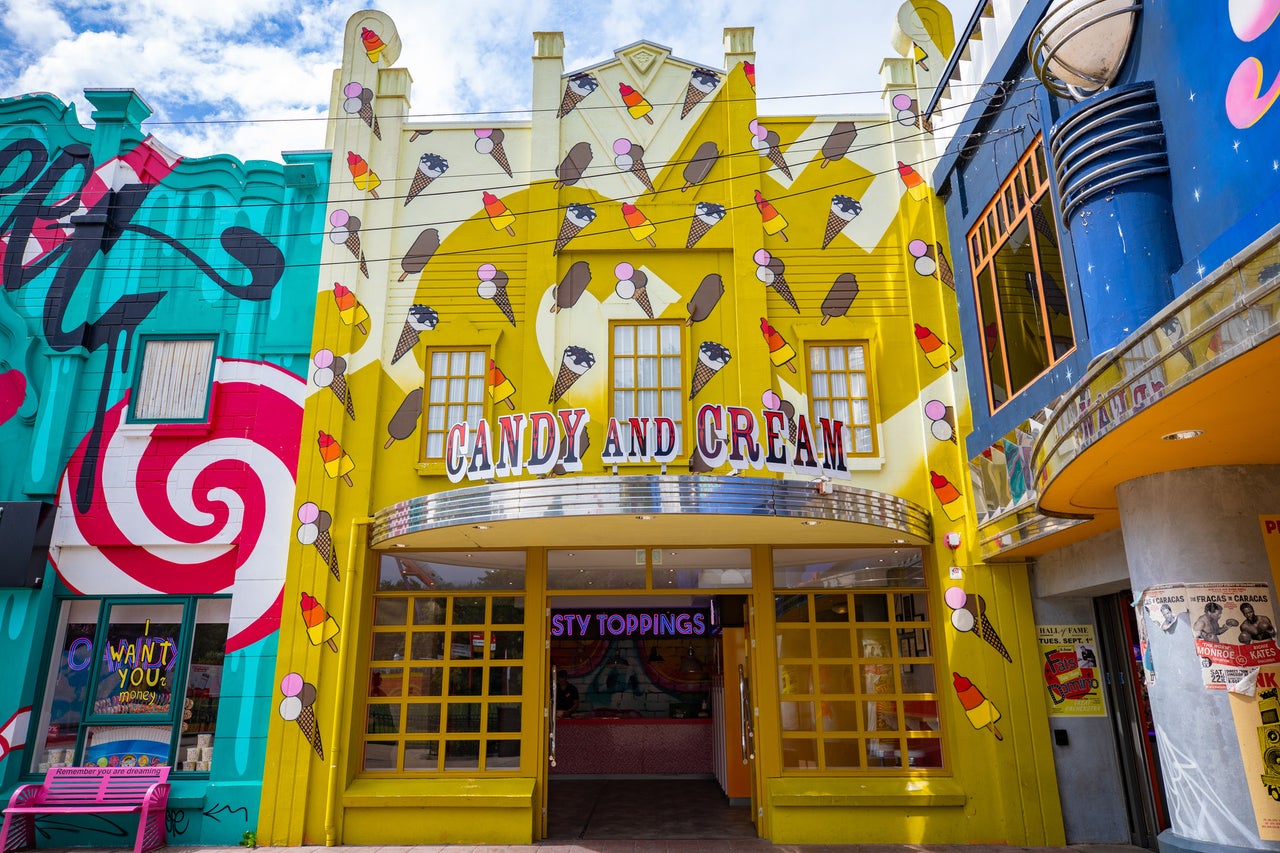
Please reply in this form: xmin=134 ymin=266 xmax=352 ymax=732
xmin=0 ymin=0 xmax=967 ymax=164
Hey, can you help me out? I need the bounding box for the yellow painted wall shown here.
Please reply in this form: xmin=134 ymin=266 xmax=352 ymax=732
xmin=258 ymin=2 xmax=1065 ymax=846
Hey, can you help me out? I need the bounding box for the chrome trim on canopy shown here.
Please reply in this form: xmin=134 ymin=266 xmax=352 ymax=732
xmin=370 ymin=475 xmax=932 ymax=546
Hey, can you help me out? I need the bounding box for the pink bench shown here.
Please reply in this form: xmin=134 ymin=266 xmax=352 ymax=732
xmin=1 ymin=766 xmax=170 ymax=853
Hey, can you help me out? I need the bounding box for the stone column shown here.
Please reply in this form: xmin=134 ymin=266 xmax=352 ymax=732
xmin=1117 ymin=465 xmax=1280 ymax=853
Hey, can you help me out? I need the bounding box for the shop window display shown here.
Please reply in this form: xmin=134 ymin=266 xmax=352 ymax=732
xmin=29 ymin=597 xmax=229 ymax=774
xmin=772 ymin=548 xmax=942 ymax=772
xmin=365 ymin=552 xmax=527 ymax=773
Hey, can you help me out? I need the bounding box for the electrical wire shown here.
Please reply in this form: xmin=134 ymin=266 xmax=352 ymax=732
xmin=8 ymin=119 xmax=1029 ymax=276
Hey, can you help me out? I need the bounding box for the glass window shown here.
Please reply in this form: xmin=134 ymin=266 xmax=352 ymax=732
xmin=806 ymin=343 xmax=876 ymax=456
xmin=364 ymin=553 xmax=527 ymax=773
xmin=967 ymin=137 xmax=1074 ymax=412
xmin=29 ymin=597 xmax=229 ymax=775
xmin=423 ymin=348 xmax=487 ymax=459
xmin=772 ymin=548 xmax=941 ymax=774
xmin=130 ymin=337 xmax=216 ymax=422
xmin=548 ymin=549 xmax=646 ymax=590
xmin=611 ymin=322 xmax=683 ymax=457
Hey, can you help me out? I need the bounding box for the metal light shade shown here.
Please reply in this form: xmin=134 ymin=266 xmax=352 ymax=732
xmin=678 ymin=645 xmax=703 ymax=675
xmin=1029 ymin=0 xmax=1141 ymax=100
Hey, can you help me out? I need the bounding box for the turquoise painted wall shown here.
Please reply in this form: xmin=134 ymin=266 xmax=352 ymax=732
xmin=0 ymin=90 xmax=328 ymax=846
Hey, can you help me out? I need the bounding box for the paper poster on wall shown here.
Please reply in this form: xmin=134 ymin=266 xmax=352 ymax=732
xmin=1037 ymin=624 xmax=1106 ymax=716
xmin=1261 ymin=516 xmax=1280 ymax=605
xmin=1189 ymin=582 xmax=1279 ymax=691
xmin=1228 ymin=664 xmax=1280 ymax=840
xmin=1141 ymin=584 xmax=1188 ymax=634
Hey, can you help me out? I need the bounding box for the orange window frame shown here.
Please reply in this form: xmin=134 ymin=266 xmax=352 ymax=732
xmin=966 ymin=136 xmax=1075 ymax=412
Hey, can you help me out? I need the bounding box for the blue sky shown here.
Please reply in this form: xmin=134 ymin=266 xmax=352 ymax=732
xmin=0 ymin=0 xmax=966 ymax=163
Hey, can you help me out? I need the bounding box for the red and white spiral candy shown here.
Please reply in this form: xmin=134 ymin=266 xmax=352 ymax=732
xmin=54 ymin=359 xmax=305 ymax=653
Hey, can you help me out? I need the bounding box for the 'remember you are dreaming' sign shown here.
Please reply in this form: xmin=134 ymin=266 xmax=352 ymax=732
xmin=444 ymin=404 xmax=852 ymax=483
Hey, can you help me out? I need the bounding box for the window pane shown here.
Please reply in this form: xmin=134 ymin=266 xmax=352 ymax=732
xmin=411 ymin=632 xmax=444 ymax=660
xmin=825 ymin=739 xmax=862 ymax=768
xmin=637 ymin=325 xmax=658 ymax=353
xmin=548 ymin=550 xmax=646 ymax=589
xmin=177 ymin=599 xmax=230 ymax=769
xmin=132 ymin=338 xmax=215 ymax=421
xmin=375 ymin=599 xmax=408 ymax=626
xmin=33 ymin=601 xmax=99 ymax=768
xmin=446 ymin=704 xmax=483 ymax=733
xmin=781 ymin=701 xmax=816 ymax=731
xmin=445 ymin=740 xmax=480 ymax=770
xmin=364 ymin=740 xmax=398 ymax=771
xmin=94 ymin=603 xmax=185 ymax=716
xmin=486 ymin=740 xmax=521 ymax=769
xmin=85 ymin=724 xmax=172 ymax=767
xmin=408 ymin=667 xmax=444 ymax=696
xmin=487 ymin=703 xmax=522 ymax=733
xmin=367 ymin=703 xmax=401 ymax=734
xmin=615 ymin=325 xmax=633 ymax=354
xmin=405 ymin=704 xmax=441 ymax=734
xmin=782 ymin=738 xmax=818 ymax=769
xmin=404 ymin=740 xmax=439 ymax=770
xmin=372 ymin=633 xmax=406 ymax=661
xmin=371 ymin=667 xmax=401 ymax=697
xmin=773 ymin=549 xmax=926 ymax=589
xmin=490 ymin=666 xmax=523 ymax=696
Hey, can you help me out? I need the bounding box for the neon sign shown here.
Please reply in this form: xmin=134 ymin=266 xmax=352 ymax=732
xmin=551 ymin=609 xmax=711 ymax=638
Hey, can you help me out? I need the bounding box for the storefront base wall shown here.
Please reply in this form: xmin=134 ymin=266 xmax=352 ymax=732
xmin=339 ymin=778 xmax=537 ymax=845
xmin=764 ymin=777 xmax=968 ymax=843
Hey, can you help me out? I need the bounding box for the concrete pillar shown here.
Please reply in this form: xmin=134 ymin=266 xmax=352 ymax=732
xmin=1117 ymin=465 xmax=1280 ymax=853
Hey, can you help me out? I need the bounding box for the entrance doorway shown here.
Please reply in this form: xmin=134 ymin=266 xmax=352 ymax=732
xmin=1096 ymin=591 xmax=1169 ymax=848
xmin=540 ymin=550 xmax=758 ymax=841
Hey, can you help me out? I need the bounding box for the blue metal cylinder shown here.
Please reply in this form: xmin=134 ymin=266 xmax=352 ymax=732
xmin=1050 ymin=83 xmax=1181 ymax=355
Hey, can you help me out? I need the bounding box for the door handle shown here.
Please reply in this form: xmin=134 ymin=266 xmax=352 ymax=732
xmin=738 ymin=664 xmax=755 ymax=763
xmin=549 ymin=664 xmax=557 ymax=767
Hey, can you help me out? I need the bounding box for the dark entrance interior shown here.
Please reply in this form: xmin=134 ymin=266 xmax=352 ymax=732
xmin=547 ymin=778 xmax=755 ymax=840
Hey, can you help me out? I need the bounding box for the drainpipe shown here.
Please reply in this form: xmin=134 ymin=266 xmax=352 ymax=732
xmin=325 ymin=516 xmax=372 ymax=846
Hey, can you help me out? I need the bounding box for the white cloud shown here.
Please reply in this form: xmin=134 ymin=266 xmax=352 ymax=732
xmin=0 ymin=0 xmax=968 ymax=163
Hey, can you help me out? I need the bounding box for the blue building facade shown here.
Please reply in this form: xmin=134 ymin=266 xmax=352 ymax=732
xmin=930 ymin=1 xmax=1280 ymax=850
xmin=0 ymin=90 xmax=328 ymax=845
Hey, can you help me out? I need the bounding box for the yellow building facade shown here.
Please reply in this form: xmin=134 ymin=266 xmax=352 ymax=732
xmin=258 ymin=5 xmax=1066 ymax=845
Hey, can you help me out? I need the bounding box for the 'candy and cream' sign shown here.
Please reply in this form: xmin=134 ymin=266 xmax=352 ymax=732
xmin=443 ymin=404 xmax=852 ymax=483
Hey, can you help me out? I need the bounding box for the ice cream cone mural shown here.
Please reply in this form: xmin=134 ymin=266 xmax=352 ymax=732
xmin=749 ymin=120 xmax=792 ymax=179
xmin=898 ymin=161 xmax=929 ymax=201
xmin=913 ymin=42 xmax=929 ymax=71
xmin=754 ymin=249 xmax=798 ymax=312
xmin=477 ymin=263 xmax=515 ymax=325
xmin=554 ymin=142 xmax=593 ymax=188
xmin=488 ymin=359 xmax=517 ymax=410
xmin=681 ymin=141 xmax=719 ymax=191
xmin=475 ymin=129 xmax=512 ymax=178
xmin=754 ymin=190 xmax=789 ymax=241
xmin=908 ymin=238 xmax=938 ymax=279
xmin=952 ymin=672 xmax=1002 ymax=740
xmin=361 ymin=26 xmax=386 ymax=63
xmin=554 ymin=204 xmax=596 ymax=254
xmin=682 ymin=68 xmax=720 ymax=118
xmin=924 ymin=399 xmax=956 ymax=443
xmin=300 ymin=592 xmax=340 ymax=652
xmin=331 ymin=283 xmax=369 ymax=335
xmin=549 ymin=429 xmax=591 ymax=478
xmin=297 ymin=502 xmax=340 ymax=581
xmin=342 ymin=81 xmax=380 ymax=139
xmin=936 ymin=243 xmax=954 ymax=288
xmin=618 ymin=82 xmax=654 ymax=124
xmin=914 ymin=322 xmax=957 ymax=371
xmin=317 ymin=431 xmax=355 ymax=487
xmin=690 ymin=341 xmax=731 ymax=399
xmin=687 ymin=202 xmax=725 ymax=248
xmin=820 ymin=273 xmax=859 ymax=325
xmin=328 ymin=209 xmax=367 ymax=278
xmin=892 ymin=93 xmax=932 ymax=132
xmin=930 ymin=470 xmax=965 ymax=522
xmin=399 ymin=228 xmax=440 ymax=282
xmin=280 ymin=673 xmax=323 ymax=759
xmin=405 ymin=154 xmax=447 ymax=206
xmin=819 ymin=121 xmax=858 ymax=167
xmin=760 ymin=318 xmax=798 ymax=373
xmin=313 ymin=349 xmax=355 ymax=420
xmin=389 ymin=302 xmax=440 ymax=361
xmin=558 ymin=72 xmax=599 ymax=118
xmin=552 ymin=261 xmax=591 ymax=313
xmin=613 ymin=138 xmax=654 ymax=193
xmin=822 ymin=195 xmax=862 ymax=249
xmin=409 ymin=130 xmax=432 ymax=142
xmin=346 ymin=151 xmax=380 ymax=199
xmin=482 ymin=191 xmax=517 ymax=237
xmin=384 ymin=388 xmax=423 ymax=449
xmin=686 ymin=273 xmax=724 ymax=325
xmin=689 ymin=445 xmax=715 ymax=473
xmin=621 ymin=203 xmax=657 ymax=247
xmin=549 ymin=346 xmax=595 ymax=405
xmin=945 ymin=588 xmax=1013 ymax=663
xmin=763 ymin=391 xmax=799 ymax=444
xmin=743 ymin=61 xmax=756 ymax=91
xmin=614 ymin=262 xmax=652 ymax=318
